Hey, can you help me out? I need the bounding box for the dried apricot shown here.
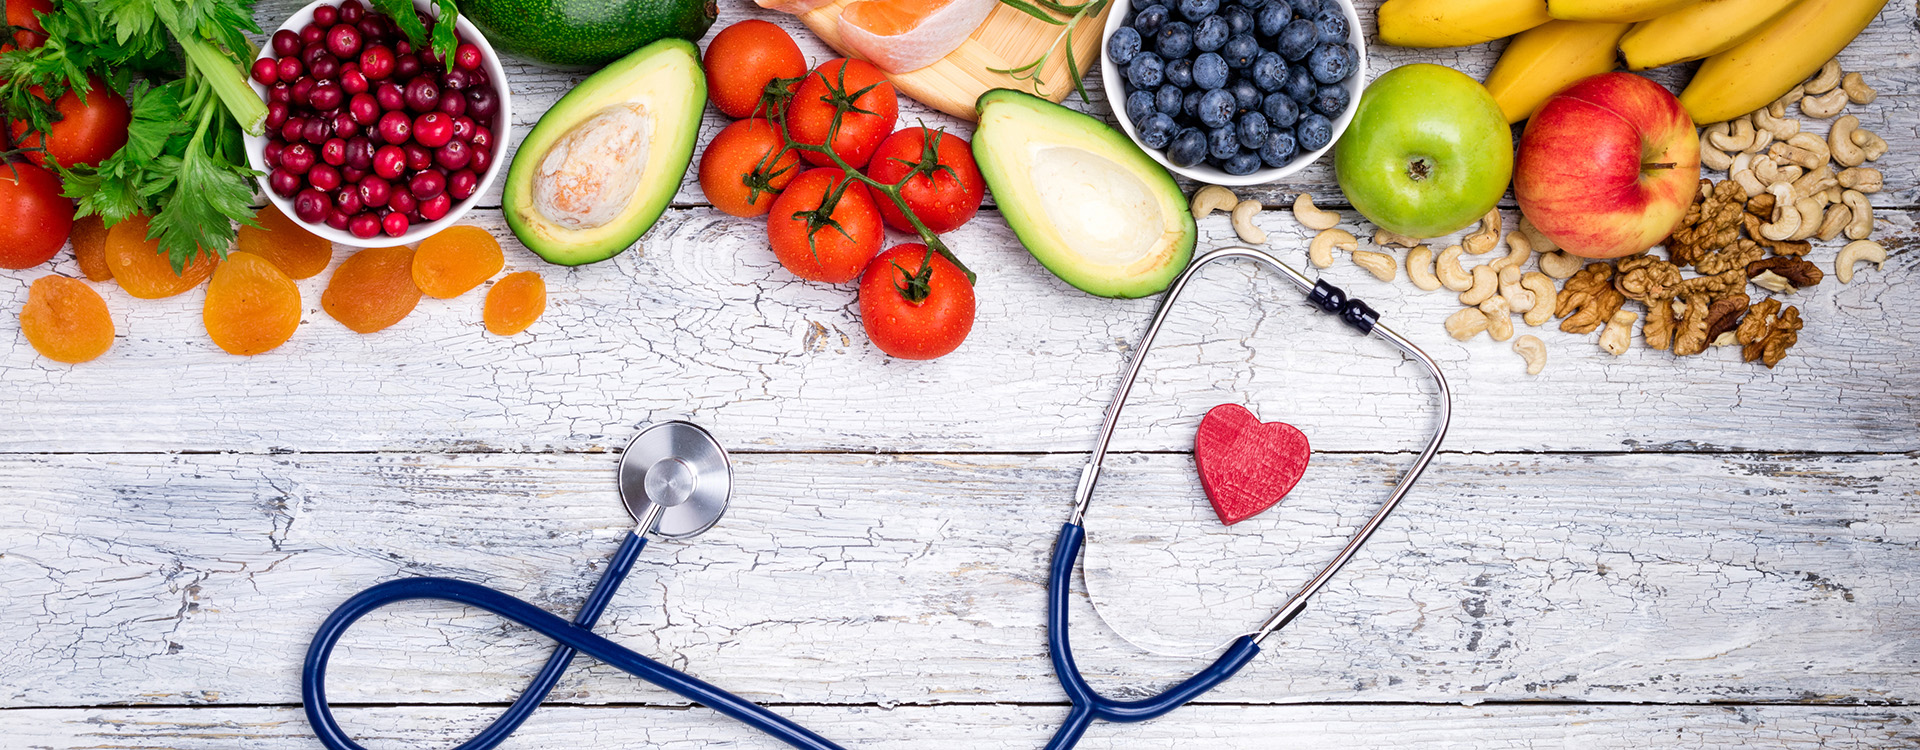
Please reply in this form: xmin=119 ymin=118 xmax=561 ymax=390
xmin=105 ymin=214 xmax=217 ymax=298
xmin=483 ymin=271 xmax=546 ymax=336
xmin=203 ymin=251 xmax=301 ymax=355
xmin=322 ymin=246 xmax=421 ymax=334
xmin=412 ymin=225 xmax=504 ymax=299
xmin=70 ymin=214 xmax=111 ymax=281
xmin=237 ymin=204 xmax=333 ymax=280
xmin=20 ymin=276 xmax=113 ymax=363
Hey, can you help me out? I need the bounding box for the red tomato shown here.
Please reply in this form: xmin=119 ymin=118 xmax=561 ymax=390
xmin=703 ymin=20 xmax=808 ymax=120
xmin=863 ymin=127 xmax=985 ymax=234
xmin=0 ymin=160 xmax=74 ymax=269
xmin=858 ymin=244 xmax=975 ymax=359
xmin=786 ymin=58 xmax=897 ymax=169
xmin=11 ymin=79 xmax=132 ymax=167
xmin=6 ymin=0 xmax=51 ymax=49
xmin=699 ymin=118 xmax=801 ymax=218
xmin=767 ymin=167 xmax=882 ymax=283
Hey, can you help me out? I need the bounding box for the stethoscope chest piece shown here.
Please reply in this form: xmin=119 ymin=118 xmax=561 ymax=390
xmin=619 ymin=421 xmax=732 ymax=538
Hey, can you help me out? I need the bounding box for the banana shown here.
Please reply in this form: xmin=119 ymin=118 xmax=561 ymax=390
xmin=1619 ymin=0 xmax=1800 ymax=70
xmin=1378 ymin=0 xmax=1552 ymax=48
xmin=1680 ymin=0 xmax=1888 ymax=123
xmin=1483 ymin=20 xmax=1631 ymax=122
xmin=1548 ymin=0 xmax=1700 ymax=22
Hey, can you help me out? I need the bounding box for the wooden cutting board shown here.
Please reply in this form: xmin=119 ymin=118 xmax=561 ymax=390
xmin=796 ymin=0 xmax=1114 ymax=121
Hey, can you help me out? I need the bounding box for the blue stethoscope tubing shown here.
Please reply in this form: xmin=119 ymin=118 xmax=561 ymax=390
xmin=300 ymin=246 xmax=1452 ymax=750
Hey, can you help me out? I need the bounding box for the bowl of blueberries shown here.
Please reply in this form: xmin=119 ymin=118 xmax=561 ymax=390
xmin=1101 ymin=0 xmax=1363 ymax=185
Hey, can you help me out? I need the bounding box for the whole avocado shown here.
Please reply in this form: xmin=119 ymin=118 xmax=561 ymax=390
xmin=463 ymin=0 xmax=718 ymax=67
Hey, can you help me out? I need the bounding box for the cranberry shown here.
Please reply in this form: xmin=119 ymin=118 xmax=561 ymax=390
xmin=308 ymin=80 xmax=343 ymax=111
xmin=293 ymin=188 xmax=330 ymax=223
xmin=359 ymin=176 xmax=391 ymax=207
xmin=433 ymin=139 xmax=470 ymax=171
xmin=281 ymin=117 xmax=307 ymax=144
xmin=269 ymin=82 xmax=292 ymax=105
xmin=409 ymin=170 xmax=444 ymax=199
xmin=273 ymin=29 xmax=302 ymax=57
xmin=277 ymin=56 xmax=304 ymax=82
xmin=320 ymin=138 xmax=347 ymax=166
xmin=345 ymin=93 xmax=378 ymax=126
xmin=413 ymin=112 xmax=452 ymax=148
xmin=468 ymin=143 xmax=491 ymax=174
xmin=374 ymin=81 xmax=404 ymax=111
xmin=304 ymin=117 xmax=331 ymax=144
xmin=448 ymin=169 xmax=478 ymax=200
xmin=403 ymin=77 xmax=440 ymax=112
xmin=394 ymin=54 xmax=420 ymax=81
xmin=395 ymin=40 xmax=412 ymax=56
xmin=376 ymin=110 xmax=411 ymax=145
xmin=336 ymin=188 xmax=363 ymax=216
xmin=382 ymin=211 xmax=410 ymax=237
xmin=341 ymin=0 xmax=364 ymax=23
xmin=357 ymin=17 xmax=384 ymax=43
xmin=441 ymin=68 xmax=470 ymax=91
xmin=403 ymin=143 xmax=433 ymax=171
xmin=454 ymin=43 xmax=483 ymax=71
xmin=464 ymin=86 xmax=496 ymax=120
xmin=359 ymin=45 xmax=395 ymax=81
xmin=349 ymin=212 xmax=381 ymax=238
xmin=309 ymin=164 xmax=342 ymax=192
xmin=281 ymin=142 xmax=316 ymax=174
xmin=345 ymin=136 xmax=374 ymax=169
xmin=309 ymin=54 xmax=340 ymax=81
xmin=419 ymin=192 xmax=452 ymax=221
xmin=451 ymin=115 xmax=476 ymax=142
xmin=469 ymin=125 xmax=493 ymax=154
xmin=340 ymin=68 xmax=368 ymax=95
xmin=388 ymin=189 xmax=416 ymax=215
xmin=331 ymin=112 xmax=358 ymax=138
xmin=373 ymin=145 xmax=406 ymax=179
xmin=435 ymin=91 xmax=466 ymax=117
xmin=300 ymin=22 xmax=325 ymax=46
xmin=466 ymin=67 xmax=489 ymax=89
xmin=250 ymin=57 xmax=278 ymax=85
xmin=266 ymin=101 xmax=290 ymax=129
xmin=270 ymin=168 xmax=302 ymax=198
xmin=326 ymin=24 xmax=362 ymax=59
xmin=313 ymin=4 xmax=339 ymax=27
xmin=292 ymin=76 xmax=316 ymax=105
xmin=324 ymin=208 xmax=350 ymax=230
xmin=342 ymin=166 xmax=367 ymax=183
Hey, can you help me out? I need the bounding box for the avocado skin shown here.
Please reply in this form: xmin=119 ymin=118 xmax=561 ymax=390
xmin=464 ymin=0 xmax=717 ymax=68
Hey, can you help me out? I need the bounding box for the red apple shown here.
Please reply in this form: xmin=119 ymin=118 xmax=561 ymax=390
xmin=1513 ymin=72 xmax=1700 ymax=260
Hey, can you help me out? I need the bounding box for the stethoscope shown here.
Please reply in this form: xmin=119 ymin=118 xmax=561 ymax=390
xmin=302 ymin=246 xmax=1452 ymax=750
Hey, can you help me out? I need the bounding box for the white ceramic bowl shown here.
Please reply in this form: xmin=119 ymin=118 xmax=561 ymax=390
xmin=1100 ymin=0 xmax=1366 ymax=186
xmin=246 ymin=0 xmax=512 ymax=246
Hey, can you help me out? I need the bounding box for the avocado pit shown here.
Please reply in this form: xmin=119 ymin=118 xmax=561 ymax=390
xmin=533 ymin=103 xmax=654 ymax=230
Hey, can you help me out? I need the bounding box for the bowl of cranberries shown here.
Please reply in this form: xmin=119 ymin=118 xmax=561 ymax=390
xmin=247 ymin=0 xmax=511 ymax=245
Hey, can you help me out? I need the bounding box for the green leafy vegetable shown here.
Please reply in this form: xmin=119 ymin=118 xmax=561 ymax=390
xmin=989 ymin=0 xmax=1109 ymax=102
xmin=373 ymin=0 xmax=462 ymax=72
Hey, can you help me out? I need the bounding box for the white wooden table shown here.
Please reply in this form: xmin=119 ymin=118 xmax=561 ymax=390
xmin=3 ymin=1 xmax=1917 ymax=747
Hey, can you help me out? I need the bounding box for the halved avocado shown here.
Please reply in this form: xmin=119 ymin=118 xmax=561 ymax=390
xmin=972 ymin=89 xmax=1195 ymax=298
xmin=505 ymin=39 xmax=705 ymax=266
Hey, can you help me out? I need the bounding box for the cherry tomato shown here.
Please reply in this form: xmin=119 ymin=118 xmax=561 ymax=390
xmin=0 ymin=160 xmax=74 ymax=269
xmin=786 ymin=58 xmax=897 ymax=169
xmin=10 ymin=79 xmax=132 ymax=168
xmin=698 ymin=118 xmax=801 ymax=218
xmin=862 ymin=127 xmax=985 ymax=234
xmin=703 ymin=20 xmax=808 ymax=120
xmin=767 ymin=167 xmax=882 ymax=284
xmin=6 ymin=0 xmax=51 ymax=49
xmin=858 ymin=243 xmax=975 ymax=360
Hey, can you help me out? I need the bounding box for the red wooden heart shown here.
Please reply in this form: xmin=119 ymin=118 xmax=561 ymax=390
xmin=1194 ymin=404 xmax=1311 ymax=526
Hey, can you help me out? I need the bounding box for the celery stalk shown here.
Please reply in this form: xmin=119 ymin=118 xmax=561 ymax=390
xmin=154 ymin=5 xmax=267 ymax=136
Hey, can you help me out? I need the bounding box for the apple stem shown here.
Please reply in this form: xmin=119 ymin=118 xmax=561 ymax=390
xmin=1643 ymin=161 xmax=1677 ymax=171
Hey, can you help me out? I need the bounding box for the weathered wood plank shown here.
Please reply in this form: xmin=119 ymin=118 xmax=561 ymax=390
xmin=2 ymin=451 xmax=1913 ymax=708
xmin=4 ymin=704 xmax=1918 ymax=749
xmin=3 ymin=207 xmax=1914 ymax=454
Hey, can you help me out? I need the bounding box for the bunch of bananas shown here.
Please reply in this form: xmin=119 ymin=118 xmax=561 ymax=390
xmin=1379 ymin=0 xmax=1891 ymax=125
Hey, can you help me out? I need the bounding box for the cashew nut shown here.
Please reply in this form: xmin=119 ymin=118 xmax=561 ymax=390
xmin=1191 ymin=185 xmax=1238 ymax=219
xmin=1517 ymin=216 xmax=1558 ymax=254
xmin=1351 ymin=250 xmax=1396 ymax=281
xmin=1760 ymin=183 xmax=1801 ymax=241
xmin=1512 ymin=334 xmax=1547 ymax=375
xmin=1800 ymin=89 xmax=1847 ymax=119
xmin=1445 ymin=307 xmax=1488 ymax=341
xmin=1538 ymin=250 xmax=1582 ymax=280
xmin=1598 ymin=309 xmax=1638 ymax=356
xmin=1308 ymin=228 xmax=1356 ymax=269
xmin=1751 ymin=106 xmax=1797 ymax=144
xmin=1496 ymin=266 xmax=1532 ymax=314
xmin=1815 ymin=204 xmax=1850 ymax=241
xmin=1459 ymin=265 xmax=1498 ymax=306
xmin=1700 ymin=123 xmax=1736 ymax=172
xmin=1770 ymin=133 xmax=1828 ymax=170
xmin=1789 ymin=196 xmax=1824 ymax=241
xmin=1841 ymin=189 xmax=1872 ymax=240
xmin=1829 ymin=116 xmax=1866 ymax=167
xmin=1823 ymin=186 xmax=1843 ymax=205
xmin=1769 ymin=84 xmax=1804 ymax=119
xmin=1751 ymin=157 xmax=1799 ymax=186
xmin=1480 ymin=296 xmax=1514 ymax=342
xmin=1709 ymin=118 xmax=1757 ymax=152
xmin=1373 ymin=227 xmax=1421 ymax=247
xmin=1835 ymin=239 xmax=1886 ymax=284
xmin=1841 ymin=72 xmax=1876 ymax=105
xmin=1851 ymin=128 xmax=1887 ymax=161
xmin=1292 ymin=194 xmax=1340 ymax=230
xmin=1519 ymin=272 xmax=1557 ymax=327
xmin=1490 ymin=232 xmax=1532 ymax=273
xmin=1752 ymin=270 xmax=1796 ymax=294
xmin=1732 ymin=165 xmax=1766 ymax=198
xmin=1462 ymin=210 xmax=1501 ymax=255
xmin=1837 ymin=167 xmax=1882 ymax=193
xmin=1790 ymin=164 xmax=1835 ymax=201
xmin=1230 ymin=199 xmax=1267 ymax=244
xmin=1437 ymin=245 xmax=1472 ymax=291
xmin=1804 ymin=59 xmax=1842 ymax=95
xmin=1406 ymin=245 xmax=1441 ymax=291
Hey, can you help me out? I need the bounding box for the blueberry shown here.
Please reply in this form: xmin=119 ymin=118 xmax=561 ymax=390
xmin=1139 ymin=113 xmax=1178 ymax=150
xmin=1125 ymin=89 xmax=1155 ymax=123
xmin=1165 ymin=57 xmax=1193 ymax=88
xmin=1259 ymin=130 xmax=1297 ymax=167
xmin=1108 ymin=27 xmax=1142 ymax=66
xmin=1236 ymin=111 xmax=1269 ymax=149
xmin=1192 ymin=52 xmax=1229 ymax=90
xmin=1156 ymin=21 xmax=1193 ymax=59
xmin=1231 ymin=79 xmax=1261 ymax=112
xmin=1311 ymin=8 xmax=1348 ymax=43
xmin=1127 ymin=51 xmax=1165 ymax=89
xmin=1183 ymin=89 xmax=1204 ymax=118
xmin=1255 ymin=3 xmax=1291 ymax=37
xmin=1155 ymin=83 xmax=1184 ymax=115
xmin=1222 ymin=34 xmax=1258 ymax=68
xmin=1311 ymin=82 xmax=1349 ymax=116
xmin=1132 ymin=4 xmax=1171 ymax=36
xmin=1262 ymin=92 xmax=1299 ymax=127
xmin=1198 ymin=88 xmax=1236 ymax=128
xmin=1246 ymin=52 xmax=1285 ymax=93
xmin=1296 ymin=111 xmax=1332 ymax=151
xmin=1276 ymin=19 xmax=1316 ymax=61
xmin=1207 ymin=123 xmax=1240 ymax=160
xmin=1167 ymin=127 xmax=1208 ymax=167
xmin=1221 ymin=4 xmax=1254 ymax=35
xmin=1286 ymin=0 xmax=1320 ymax=16
xmin=1223 ymin=151 xmax=1262 ymax=175
xmin=1282 ymin=65 xmax=1316 ymax=102
xmin=1176 ymin=0 xmax=1219 ymax=22
xmin=1308 ymin=41 xmax=1353 ymax=83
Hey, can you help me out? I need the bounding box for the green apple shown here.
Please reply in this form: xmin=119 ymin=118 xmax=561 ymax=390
xmin=1334 ymin=64 xmax=1513 ymax=239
